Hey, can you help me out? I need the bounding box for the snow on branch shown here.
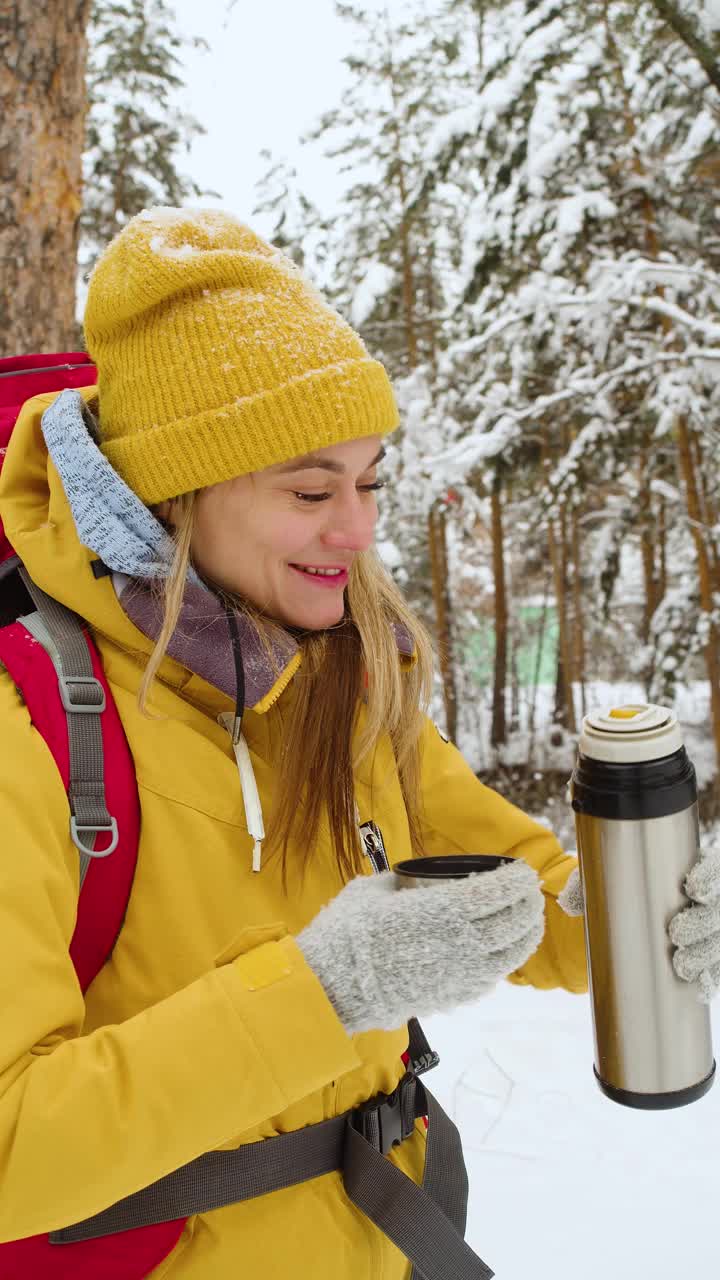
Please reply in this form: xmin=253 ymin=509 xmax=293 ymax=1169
xmin=428 ymin=349 xmax=720 ymax=482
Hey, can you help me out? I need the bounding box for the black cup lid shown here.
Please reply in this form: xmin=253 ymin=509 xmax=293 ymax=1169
xmin=394 ymin=854 xmax=511 ymax=879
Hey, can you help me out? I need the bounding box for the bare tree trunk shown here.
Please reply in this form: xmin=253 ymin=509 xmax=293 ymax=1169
xmin=571 ymin=505 xmax=587 ymax=720
xmin=527 ymin=572 xmax=551 ymax=768
xmin=690 ymin=426 xmax=720 ymax=589
xmin=675 ymin=413 xmax=720 ymax=769
xmin=548 ymin=507 xmax=577 ymax=732
xmin=509 ymin=638 xmax=520 ymax=734
xmin=384 ymin=13 xmax=418 ymax=369
xmin=638 ymin=446 xmax=663 ymax=649
xmin=658 ymin=497 xmax=667 ymax=603
xmin=470 ymin=0 xmax=486 ymax=70
xmin=428 ymin=504 xmax=457 ymax=742
xmin=541 ymin=424 xmax=576 ymax=732
xmin=423 ymin=232 xmax=438 ymax=379
xmin=490 ymin=468 xmax=508 ymax=748
xmin=0 ymin=0 xmax=91 ymax=355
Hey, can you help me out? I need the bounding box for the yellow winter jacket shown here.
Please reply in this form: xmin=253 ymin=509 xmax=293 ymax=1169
xmin=0 ymin=390 xmax=587 ymax=1278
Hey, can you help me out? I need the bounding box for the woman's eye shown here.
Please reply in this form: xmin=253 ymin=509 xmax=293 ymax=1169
xmin=292 ymin=480 xmax=385 ymax=504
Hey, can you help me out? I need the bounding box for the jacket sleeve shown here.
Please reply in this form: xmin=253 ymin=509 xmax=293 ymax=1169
xmin=0 ymin=674 xmax=360 ymax=1242
xmin=417 ymin=718 xmax=587 ymax=994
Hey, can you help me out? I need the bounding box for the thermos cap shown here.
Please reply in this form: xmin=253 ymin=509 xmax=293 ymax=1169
xmin=579 ymin=703 xmax=684 ymax=763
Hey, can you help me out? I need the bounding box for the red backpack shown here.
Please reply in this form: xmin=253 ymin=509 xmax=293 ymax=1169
xmin=0 ymin=354 xmax=186 ymax=1278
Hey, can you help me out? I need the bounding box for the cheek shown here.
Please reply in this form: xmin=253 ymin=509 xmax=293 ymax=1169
xmin=191 ymin=485 xmax=256 ymax=580
xmin=266 ymin=513 xmax=317 ymax=561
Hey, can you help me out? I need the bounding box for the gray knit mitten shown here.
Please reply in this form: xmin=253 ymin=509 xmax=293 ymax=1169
xmin=557 ymin=861 xmax=584 ymax=917
xmin=669 ymin=840 xmax=720 ymax=1002
xmin=559 ymin=843 xmax=720 ymax=1002
xmin=296 ymin=859 xmax=545 ymax=1035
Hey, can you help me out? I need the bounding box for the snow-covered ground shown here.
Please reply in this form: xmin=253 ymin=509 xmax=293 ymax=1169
xmin=424 ymin=984 xmax=720 ymax=1280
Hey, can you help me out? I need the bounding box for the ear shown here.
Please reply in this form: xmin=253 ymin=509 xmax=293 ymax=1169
xmin=154 ymin=500 xmax=174 ymax=527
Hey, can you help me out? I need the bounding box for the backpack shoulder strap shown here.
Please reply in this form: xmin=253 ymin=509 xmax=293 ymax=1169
xmin=0 ymin=564 xmax=139 ymax=992
xmin=20 ymin=567 xmax=118 ymax=875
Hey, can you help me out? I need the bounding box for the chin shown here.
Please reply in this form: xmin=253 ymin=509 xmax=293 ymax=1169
xmin=284 ymin=604 xmax=346 ymax=632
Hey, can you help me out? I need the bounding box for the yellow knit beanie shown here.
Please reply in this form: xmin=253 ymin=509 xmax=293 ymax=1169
xmin=83 ymin=207 xmax=399 ymax=504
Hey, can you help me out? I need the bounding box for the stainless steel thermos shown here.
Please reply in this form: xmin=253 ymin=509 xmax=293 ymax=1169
xmin=570 ymin=702 xmax=715 ymax=1109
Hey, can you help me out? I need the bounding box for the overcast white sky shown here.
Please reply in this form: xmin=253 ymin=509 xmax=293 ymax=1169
xmin=172 ymin=0 xmax=381 ymax=232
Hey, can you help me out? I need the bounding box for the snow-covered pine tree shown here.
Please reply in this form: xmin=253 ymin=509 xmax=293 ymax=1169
xmin=81 ymin=0 xmax=207 ymax=272
xmin=252 ymin=151 xmax=333 ymax=285
xmin=305 ymin=1 xmax=459 ymax=377
xmin=404 ymin=0 xmax=720 ymax=773
xmin=267 ymin=0 xmax=718 ymax=777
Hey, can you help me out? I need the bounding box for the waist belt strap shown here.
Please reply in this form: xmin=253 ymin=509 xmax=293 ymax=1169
xmin=50 ymin=1074 xmax=493 ymax=1280
xmin=346 ymin=1077 xmax=493 ymax=1280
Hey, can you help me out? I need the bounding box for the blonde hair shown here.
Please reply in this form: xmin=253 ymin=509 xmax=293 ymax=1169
xmin=139 ymin=492 xmax=435 ymax=885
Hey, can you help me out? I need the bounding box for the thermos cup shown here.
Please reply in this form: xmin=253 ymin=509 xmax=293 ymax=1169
xmin=570 ymin=703 xmax=715 ymax=1109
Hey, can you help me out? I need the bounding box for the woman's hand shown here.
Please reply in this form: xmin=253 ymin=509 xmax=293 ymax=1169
xmin=297 ymin=859 xmax=545 ymax=1035
xmin=559 ymin=842 xmax=720 ymax=1002
xmin=669 ymin=841 xmax=720 ymax=1001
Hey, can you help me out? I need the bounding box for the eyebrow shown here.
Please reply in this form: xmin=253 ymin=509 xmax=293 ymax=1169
xmin=272 ymin=445 xmax=386 ymax=476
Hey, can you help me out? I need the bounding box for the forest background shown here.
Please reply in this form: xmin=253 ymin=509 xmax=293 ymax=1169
xmin=2 ymin=0 xmax=719 ymax=840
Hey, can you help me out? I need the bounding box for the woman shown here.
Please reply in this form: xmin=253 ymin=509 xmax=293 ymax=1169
xmin=0 ymin=207 xmax=590 ymax=1278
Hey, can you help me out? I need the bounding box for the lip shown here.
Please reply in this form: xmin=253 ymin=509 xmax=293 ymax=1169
xmin=288 ymin=564 xmax=349 ymax=589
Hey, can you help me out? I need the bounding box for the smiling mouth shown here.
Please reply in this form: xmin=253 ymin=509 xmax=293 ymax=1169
xmin=289 ymin=564 xmax=349 ymax=587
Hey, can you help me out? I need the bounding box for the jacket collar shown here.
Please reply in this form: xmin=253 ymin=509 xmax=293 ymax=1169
xmin=114 ymin=572 xmax=301 ymax=713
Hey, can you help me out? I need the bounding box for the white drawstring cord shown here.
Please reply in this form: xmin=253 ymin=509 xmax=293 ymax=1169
xmin=218 ymin=712 xmax=265 ymax=872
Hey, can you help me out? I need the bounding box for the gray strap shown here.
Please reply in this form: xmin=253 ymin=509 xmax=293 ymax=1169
xmin=18 ymin=570 xmax=118 ymax=886
xmin=407 ymin=1015 xmax=441 ymax=1075
xmin=50 ymin=1113 xmax=349 ymax=1240
xmin=344 ymin=1082 xmax=492 ymax=1280
xmin=50 ymin=1075 xmax=494 ymax=1279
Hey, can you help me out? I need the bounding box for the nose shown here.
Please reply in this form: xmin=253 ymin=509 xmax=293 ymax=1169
xmin=321 ymin=491 xmax=377 ymax=552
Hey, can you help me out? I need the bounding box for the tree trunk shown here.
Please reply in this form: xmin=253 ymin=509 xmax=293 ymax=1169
xmin=0 ymin=1 xmax=91 ymax=355
xmin=548 ymin=507 xmax=577 ymax=732
xmin=428 ymin=503 xmax=457 ymax=742
xmin=423 ymin=233 xmax=438 ymax=379
xmin=384 ymin=15 xmax=418 ymax=369
xmin=470 ymin=0 xmax=485 ymax=70
xmin=658 ymin=497 xmax=667 ymax=603
xmin=527 ymin=571 xmax=551 ymax=768
xmin=571 ymin=505 xmax=587 ymax=720
xmin=638 ymin=446 xmax=664 ymax=651
xmin=490 ymin=468 xmax=508 ymax=748
xmin=674 ymin=413 xmax=720 ymax=771
xmin=509 ymin=637 xmax=520 ymax=734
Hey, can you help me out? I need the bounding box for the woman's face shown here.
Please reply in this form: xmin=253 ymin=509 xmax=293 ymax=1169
xmin=189 ymin=435 xmax=384 ymax=630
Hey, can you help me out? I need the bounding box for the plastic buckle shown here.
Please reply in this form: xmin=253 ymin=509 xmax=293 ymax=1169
xmin=60 ymin=675 xmax=106 ymax=714
xmin=410 ymin=1049 xmax=441 ymax=1077
xmin=352 ymin=1073 xmax=415 ymax=1156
